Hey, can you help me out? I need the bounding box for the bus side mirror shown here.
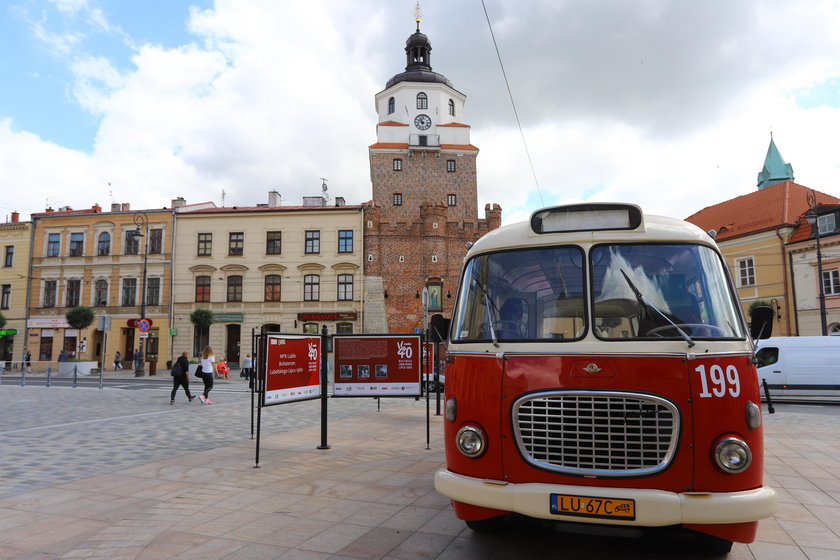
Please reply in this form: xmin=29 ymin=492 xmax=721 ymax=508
xmin=750 ymin=306 xmax=774 ymax=340
xmin=430 ymin=314 xmax=450 ymax=343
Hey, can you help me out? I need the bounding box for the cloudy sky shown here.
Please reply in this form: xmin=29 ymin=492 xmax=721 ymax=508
xmin=2 ymin=0 xmax=840 ymax=226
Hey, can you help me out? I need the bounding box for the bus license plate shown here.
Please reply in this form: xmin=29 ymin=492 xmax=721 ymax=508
xmin=550 ymin=493 xmax=636 ymax=520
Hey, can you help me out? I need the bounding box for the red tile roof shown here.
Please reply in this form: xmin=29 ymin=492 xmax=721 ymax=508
xmin=180 ymin=204 xmax=362 ymax=215
xmin=788 ymin=203 xmax=840 ymax=243
xmin=438 ymin=122 xmax=470 ymax=128
xmin=685 ymin=181 xmax=839 ymax=241
xmin=369 ymin=142 xmax=409 ymax=149
xmin=440 ymin=143 xmax=479 ymax=151
xmin=377 ymin=121 xmax=408 ymax=127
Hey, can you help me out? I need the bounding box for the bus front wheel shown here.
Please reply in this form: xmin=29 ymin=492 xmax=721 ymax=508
xmin=465 ymin=515 xmax=506 ymax=533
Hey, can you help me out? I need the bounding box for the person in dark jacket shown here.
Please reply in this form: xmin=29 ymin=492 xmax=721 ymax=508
xmin=170 ymin=351 xmax=196 ymax=405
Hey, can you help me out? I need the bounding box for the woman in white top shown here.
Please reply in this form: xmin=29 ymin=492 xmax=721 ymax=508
xmin=198 ymin=346 xmax=216 ymax=404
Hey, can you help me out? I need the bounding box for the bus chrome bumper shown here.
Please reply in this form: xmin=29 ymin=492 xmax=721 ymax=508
xmin=434 ymin=469 xmax=778 ymax=526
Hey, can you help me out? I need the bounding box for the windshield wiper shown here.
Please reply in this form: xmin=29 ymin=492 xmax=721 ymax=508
xmin=620 ymin=269 xmax=695 ymax=348
xmin=473 ymin=278 xmax=499 ymax=346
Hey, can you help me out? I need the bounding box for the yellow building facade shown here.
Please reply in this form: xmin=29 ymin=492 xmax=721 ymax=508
xmin=0 ymin=215 xmax=32 ymax=368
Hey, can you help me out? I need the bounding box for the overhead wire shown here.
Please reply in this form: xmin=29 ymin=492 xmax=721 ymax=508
xmin=480 ymin=0 xmax=543 ymax=206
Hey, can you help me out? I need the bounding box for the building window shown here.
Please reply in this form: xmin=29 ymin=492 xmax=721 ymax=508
xmin=47 ymin=233 xmax=60 ymax=257
xmin=265 ymin=275 xmax=282 ymax=301
xmin=266 ymin=231 xmax=282 ymax=254
xmin=227 ymin=275 xmax=243 ymax=302
xmin=3 ymin=246 xmax=13 ymax=267
xmin=304 ymin=274 xmax=320 ymax=301
xmin=416 ymin=92 xmax=427 ymax=109
xmin=68 ymin=233 xmax=84 ymax=257
xmin=303 ymin=322 xmax=319 ymax=334
xmin=97 ymin=232 xmax=110 ymax=256
xmin=823 ymin=269 xmax=840 ymax=296
xmin=146 ymin=277 xmax=160 ymax=306
xmin=447 ymin=194 xmax=457 ymax=206
xmin=446 ymin=159 xmax=456 ymax=172
xmin=338 ymin=230 xmax=353 ymax=253
xmin=148 ymin=229 xmax=163 ymax=254
xmin=195 ymin=276 xmax=210 ymax=302
xmin=197 ymin=233 xmax=212 ymax=256
xmin=43 ymin=280 xmax=57 ymax=307
xmin=337 ymin=274 xmax=353 ymax=301
xmin=122 ymin=278 xmax=136 ymax=306
xmin=393 ymin=158 xmax=402 ymax=171
xmin=736 ymin=257 xmax=755 ymax=287
xmin=393 ymin=193 xmax=403 ymax=206
xmin=336 ymin=322 xmax=353 ymax=334
xmin=229 ymin=232 xmax=244 ymax=256
xmin=818 ymin=213 xmax=836 ymax=236
xmin=66 ymin=279 xmax=81 ymax=307
xmin=1 ymin=285 xmax=9 ymax=310
xmin=388 ymin=96 xmax=395 ymax=114
xmin=125 ymin=230 xmax=140 ymax=255
xmin=94 ymin=279 xmax=108 ymax=306
xmin=305 ymin=231 xmax=320 ymax=254
xmin=448 ymin=98 xmax=455 ymax=116
xmin=193 ymin=325 xmax=209 ymax=357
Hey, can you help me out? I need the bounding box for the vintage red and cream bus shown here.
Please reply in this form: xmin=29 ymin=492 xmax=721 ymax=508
xmin=434 ymin=203 xmax=778 ymax=553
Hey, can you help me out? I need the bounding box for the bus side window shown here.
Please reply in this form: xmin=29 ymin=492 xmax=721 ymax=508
xmin=755 ymin=347 xmax=778 ymax=368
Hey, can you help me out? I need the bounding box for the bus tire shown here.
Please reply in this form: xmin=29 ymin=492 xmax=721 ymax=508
xmin=695 ymin=533 xmax=733 ymax=556
xmin=465 ymin=516 xmax=506 ymax=533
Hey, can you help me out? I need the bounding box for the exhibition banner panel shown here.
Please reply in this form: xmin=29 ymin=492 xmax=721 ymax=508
xmin=262 ymin=335 xmax=321 ymax=406
xmin=333 ymin=335 xmax=421 ymax=396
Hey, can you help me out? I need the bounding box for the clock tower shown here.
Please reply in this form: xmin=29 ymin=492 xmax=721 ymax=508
xmin=363 ymin=9 xmax=501 ymax=333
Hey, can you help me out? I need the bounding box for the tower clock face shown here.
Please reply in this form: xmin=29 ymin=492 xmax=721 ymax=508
xmin=414 ymin=114 xmax=432 ymax=130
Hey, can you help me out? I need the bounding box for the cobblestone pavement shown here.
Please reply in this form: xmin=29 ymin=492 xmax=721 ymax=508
xmin=0 ymin=379 xmax=838 ymax=559
xmin=0 ymin=379 xmax=429 ymax=499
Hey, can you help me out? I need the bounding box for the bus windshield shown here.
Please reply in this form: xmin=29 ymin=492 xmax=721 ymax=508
xmin=591 ymin=243 xmax=744 ymax=340
xmin=451 ymin=243 xmax=744 ymax=343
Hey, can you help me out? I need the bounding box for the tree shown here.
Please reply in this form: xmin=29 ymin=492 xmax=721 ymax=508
xmin=65 ymin=306 xmax=95 ymax=330
xmin=190 ymin=308 xmax=213 ymax=355
xmin=0 ymin=311 xmax=6 ymax=330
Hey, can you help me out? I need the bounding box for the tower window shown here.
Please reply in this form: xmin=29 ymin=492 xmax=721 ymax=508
xmin=416 ymin=92 xmax=427 ymax=109
xmin=446 ymin=159 xmax=456 ymax=172
xmin=448 ymin=99 xmax=455 ymax=116
xmin=447 ymin=194 xmax=457 ymax=207
xmin=393 ymin=158 xmax=402 ymax=171
xmin=393 ymin=193 xmax=403 ymax=206
xmin=388 ymin=97 xmax=395 ymax=114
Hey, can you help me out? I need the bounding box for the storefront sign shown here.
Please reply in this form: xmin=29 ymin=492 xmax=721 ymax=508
xmin=333 ymin=335 xmax=421 ymax=397
xmin=28 ymin=318 xmax=70 ymax=328
xmin=262 ymin=335 xmax=321 ymax=406
xmin=0 ymin=329 xmax=17 ymax=337
xmin=297 ymin=312 xmax=357 ymax=321
xmin=212 ymin=313 xmax=244 ymax=322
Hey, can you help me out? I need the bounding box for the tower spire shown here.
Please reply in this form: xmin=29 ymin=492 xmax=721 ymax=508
xmin=756 ymin=133 xmax=795 ymax=190
xmin=414 ymin=2 xmax=422 ymax=32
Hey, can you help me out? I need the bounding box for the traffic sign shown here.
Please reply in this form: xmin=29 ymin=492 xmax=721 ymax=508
xmin=127 ymin=318 xmax=154 ymax=328
xmin=139 ymin=332 xmax=149 ymax=338
xmin=137 ymin=319 xmax=152 ymax=333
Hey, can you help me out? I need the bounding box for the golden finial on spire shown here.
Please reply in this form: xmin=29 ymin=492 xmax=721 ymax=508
xmin=414 ymin=2 xmax=423 ymax=25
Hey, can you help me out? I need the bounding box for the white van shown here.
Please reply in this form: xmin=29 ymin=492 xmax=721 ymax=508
xmin=754 ymin=336 xmax=840 ymax=396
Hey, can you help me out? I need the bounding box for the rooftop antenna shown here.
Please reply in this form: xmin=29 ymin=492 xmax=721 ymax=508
xmin=108 ymin=182 xmax=114 ymax=204
xmin=221 ymin=189 xmax=226 ymax=207
xmin=320 ymin=177 xmax=331 ymax=203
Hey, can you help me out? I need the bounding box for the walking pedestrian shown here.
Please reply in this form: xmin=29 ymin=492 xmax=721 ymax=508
xmin=241 ymin=353 xmax=252 ymax=379
xmin=133 ymin=349 xmax=142 ymax=370
xmin=113 ymin=351 xmax=122 ymax=370
xmin=198 ymin=346 xmax=216 ymax=404
xmin=58 ymin=350 xmax=68 ymax=362
xmin=24 ymin=350 xmax=31 ymax=373
xmin=170 ymin=351 xmax=196 ymax=405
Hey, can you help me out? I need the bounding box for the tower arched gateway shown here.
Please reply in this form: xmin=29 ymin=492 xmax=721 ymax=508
xmin=363 ymin=11 xmax=501 ymax=333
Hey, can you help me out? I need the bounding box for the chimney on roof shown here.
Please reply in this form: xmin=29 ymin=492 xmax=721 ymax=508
xmin=46 ymin=207 xmax=54 ymax=213
xmin=268 ymin=190 xmax=281 ymax=208
xmin=303 ymin=196 xmax=325 ymax=206
xmin=111 ymin=203 xmax=121 ymax=212
xmin=92 ymin=204 xmax=101 ymax=213
xmin=335 ymin=197 xmax=345 ymax=207
xmin=171 ymin=197 xmax=186 ymax=208
xmin=10 ymin=211 xmax=19 ymax=223
xmin=58 ymin=206 xmax=72 ymax=212
xmin=121 ymin=203 xmax=130 ymax=211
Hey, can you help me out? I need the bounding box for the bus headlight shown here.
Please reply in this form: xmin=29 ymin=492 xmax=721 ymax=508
xmin=746 ymin=401 xmax=761 ymax=430
xmin=714 ymin=436 xmax=752 ymax=473
xmin=456 ymin=425 xmax=487 ymax=458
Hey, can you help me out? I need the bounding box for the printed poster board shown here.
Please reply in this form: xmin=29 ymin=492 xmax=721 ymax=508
xmin=333 ymin=335 xmax=421 ymax=396
xmin=261 ymin=334 xmax=321 ymax=406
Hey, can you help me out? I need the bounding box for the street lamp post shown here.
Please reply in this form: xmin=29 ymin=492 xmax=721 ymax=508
xmin=133 ymin=212 xmax=149 ymax=376
xmin=805 ymin=192 xmax=828 ymax=336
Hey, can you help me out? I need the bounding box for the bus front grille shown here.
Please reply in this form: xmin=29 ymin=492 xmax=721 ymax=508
xmin=512 ymin=391 xmax=679 ymax=477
